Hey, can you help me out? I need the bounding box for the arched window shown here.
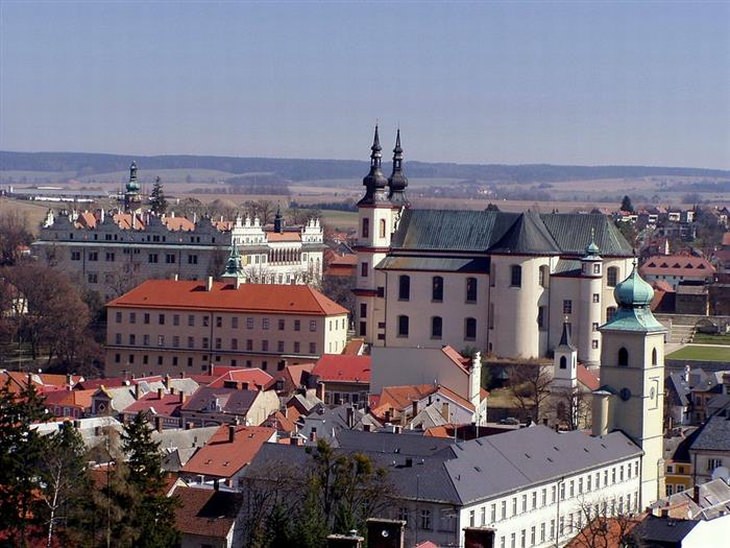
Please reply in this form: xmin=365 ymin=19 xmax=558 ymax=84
xmin=398 ymin=275 xmax=410 ymax=301
xmin=618 ymin=347 xmax=629 ymax=367
xmin=361 ymin=218 xmax=369 ymax=238
xmin=607 ymin=267 xmax=619 ymax=287
xmin=560 ymin=356 xmax=567 ymax=369
xmin=510 ymin=265 xmax=522 ymax=287
xmin=397 ymin=315 xmax=409 ymax=337
xmin=379 ymin=219 xmax=386 ymax=239
xmin=466 ymin=277 xmax=478 ymax=303
xmin=465 ymin=317 xmax=477 ymax=340
xmin=651 ymin=348 xmax=657 ymax=365
xmin=432 ymin=276 xmax=444 ymax=302
xmin=431 ymin=317 xmax=443 ymax=339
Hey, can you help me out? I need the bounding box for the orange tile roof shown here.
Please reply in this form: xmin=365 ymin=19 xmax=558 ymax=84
xmin=107 ymin=279 xmax=348 ymax=316
xmin=181 ymin=425 xmax=275 ymax=478
xmin=123 ymin=391 xmax=184 ymax=416
xmin=723 ymin=232 xmax=730 ymax=247
xmin=312 ymin=355 xmax=371 ymax=383
xmin=207 ymin=368 xmax=274 ymax=390
xmin=112 ymin=212 xmax=145 ymax=230
xmin=38 ymin=373 xmax=83 ymax=387
xmin=373 ymin=384 xmax=437 ymax=415
xmin=440 ymin=345 xmax=471 ymax=371
xmin=74 ymin=211 xmax=98 ymax=229
xmin=342 ymin=338 xmax=365 ymax=355
xmin=43 ymin=389 xmax=95 ymax=411
xmin=263 ymin=410 xmax=297 ymax=433
xmin=640 ymin=255 xmax=715 ymax=277
xmin=267 ymin=232 xmax=301 ymax=242
xmin=162 ymin=216 xmax=195 ymax=231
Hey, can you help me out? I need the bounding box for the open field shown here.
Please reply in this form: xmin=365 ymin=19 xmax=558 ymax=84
xmin=0 ymin=197 xmax=51 ymax=234
xmin=692 ymin=334 xmax=730 ymax=346
xmin=667 ymin=345 xmax=730 ymax=362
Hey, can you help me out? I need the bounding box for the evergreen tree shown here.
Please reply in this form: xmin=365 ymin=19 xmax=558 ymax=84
xmin=620 ymin=195 xmax=634 ymax=213
xmin=0 ymin=378 xmax=49 ymax=544
xmin=121 ymin=412 xmax=179 ymax=548
xmin=149 ymin=177 xmax=168 ymax=216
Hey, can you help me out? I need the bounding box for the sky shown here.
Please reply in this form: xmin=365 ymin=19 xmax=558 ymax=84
xmin=1 ymin=1 xmax=729 ymax=169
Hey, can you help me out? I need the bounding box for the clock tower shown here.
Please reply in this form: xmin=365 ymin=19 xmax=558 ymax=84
xmin=597 ymin=261 xmax=666 ymax=508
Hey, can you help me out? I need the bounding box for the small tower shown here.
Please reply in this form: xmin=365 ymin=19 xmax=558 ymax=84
xmin=596 ymin=261 xmax=666 ymax=507
xmin=221 ymin=243 xmax=244 ymax=287
xmin=553 ymin=319 xmax=577 ymax=391
xmin=579 ymin=230 xmax=603 ymax=367
xmin=273 ymin=205 xmax=284 ymax=234
xmin=354 ymin=126 xmax=396 ymax=342
xmin=123 ymin=161 xmax=142 ymax=213
xmin=387 ymin=129 xmax=409 ymax=208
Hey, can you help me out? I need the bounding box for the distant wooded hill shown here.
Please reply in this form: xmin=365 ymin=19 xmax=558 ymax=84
xmin=1 ymin=151 xmax=728 ymax=183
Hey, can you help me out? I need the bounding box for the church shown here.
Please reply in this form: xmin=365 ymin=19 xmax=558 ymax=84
xmin=354 ymin=127 xmax=635 ymax=365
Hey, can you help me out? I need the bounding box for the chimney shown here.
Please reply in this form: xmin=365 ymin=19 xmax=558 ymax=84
xmin=309 ymin=427 xmax=317 ymax=442
xmin=206 ymin=276 xmax=214 ymax=291
xmin=155 ymin=416 xmax=163 ymax=432
xmin=411 ymin=400 xmax=418 ymax=418
xmin=228 ymin=424 xmax=236 ymax=443
xmin=185 ymin=421 xmax=193 ymax=430
xmin=66 ymin=373 xmax=73 ymax=389
xmin=134 ymin=383 xmax=141 ymax=399
xmin=693 ymin=485 xmax=701 ymax=504
xmin=384 ymin=410 xmax=391 ymax=423
xmin=179 ymin=391 xmax=185 ymax=404
xmin=157 ymin=388 xmax=164 ymax=399
xmin=685 ymin=364 xmax=691 ymax=384
xmin=316 ymin=381 xmax=325 ymax=402
xmin=346 ymin=406 xmax=354 ymax=428
xmin=592 ymin=390 xmax=613 ymax=437
xmin=163 ymin=374 xmax=170 ymax=388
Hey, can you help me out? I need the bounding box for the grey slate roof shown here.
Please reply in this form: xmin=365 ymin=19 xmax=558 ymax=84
xmin=690 ymin=412 xmax=730 ymax=452
xmin=245 ymin=426 xmax=641 ymax=508
xmin=390 ymin=209 xmax=633 ymax=257
xmin=634 ymin=515 xmax=697 ymax=543
xmin=181 ymin=386 xmax=258 ymax=415
xmin=377 ymin=256 xmax=490 ymax=273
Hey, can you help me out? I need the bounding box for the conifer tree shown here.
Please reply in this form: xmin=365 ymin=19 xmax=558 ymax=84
xmin=149 ymin=176 xmax=168 ymax=216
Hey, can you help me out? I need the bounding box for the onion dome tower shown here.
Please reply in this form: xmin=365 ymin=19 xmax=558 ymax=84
xmin=124 ymin=161 xmax=142 ymax=212
xmin=387 ymin=129 xmax=409 ymax=207
xmin=357 ymin=125 xmax=389 ymax=206
xmin=596 ymin=260 xmax=666 ymax=507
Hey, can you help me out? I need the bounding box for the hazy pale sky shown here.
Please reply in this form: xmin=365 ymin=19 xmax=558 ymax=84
xmin=1 ymin=1 xmax=729 ymax=169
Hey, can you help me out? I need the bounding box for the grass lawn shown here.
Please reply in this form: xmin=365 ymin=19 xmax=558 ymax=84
xmin=692 ymin=333 xmax=730 ymax=346
xmin=667 ymin=345 xmax=730 ymax=362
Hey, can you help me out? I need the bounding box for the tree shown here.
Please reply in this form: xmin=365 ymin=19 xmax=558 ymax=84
xmin=508 ymin=363 xmax=553 ymax=423
xmin=0 ymin=378 xmax=49 ymax=544
xmin=620 ymin=195 xmax=634 ymax=213
xmin=37 ymin=422 xmax=89 ymax=548
xmin=0 ymin=209 xmax=33 ymax=266
xmin=120 ymin=412 xmax=179 ymax=548
xmin=149 ymin=176 xmax=168 ymax=216
xmin=570 ymin=496 xmax=643 ymax=548
xmin=547 ymin=387 xmax=591 ymax=431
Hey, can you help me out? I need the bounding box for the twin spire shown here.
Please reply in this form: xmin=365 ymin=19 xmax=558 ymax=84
xmin=359 ymin=125 xmax=409 ymax=206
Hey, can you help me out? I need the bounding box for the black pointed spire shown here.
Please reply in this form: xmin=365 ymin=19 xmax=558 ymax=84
xmin=274 ymin=204 xmax=283 ymax=233
xmin=358 ymin=124 xmax=389 ymax=206
xmin=388 ymin=128 xmax=409 ymax=206
xmin=558 ymin=318 xmax=576 ymax=350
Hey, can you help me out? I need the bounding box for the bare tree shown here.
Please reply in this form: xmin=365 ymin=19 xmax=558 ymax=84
xmin=570 ymin=496 xmax=644 ymax=548
xmin=0 ymin=210 xmax=33 ymax=266
xmin=508 ymin=362 xmax=553 ymax=423
xmin=547 ymin=387 xmax=592 ymax=431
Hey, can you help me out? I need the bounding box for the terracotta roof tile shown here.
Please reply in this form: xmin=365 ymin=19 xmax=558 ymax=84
xmin=108 ymin=279 xmax=348 ymax=316
xmin=207 ymin=368 xmax=274 ymax=390
xmin=162 ymin=216 xmax=195 ymax=232
xmin=174 ymin=486 xmax=242 ymax=539
xmin=123 ymin=392 xmax=184 ymax=417
xmin=576 ymin=364 xmax=600 ymax=391
xmin=181 ymin=425 xmax=275 ymax=478
xmin=312 ymin=355 xmax=371 ymax=384
xmin=267 ymin=232 xmax=301 ymax=242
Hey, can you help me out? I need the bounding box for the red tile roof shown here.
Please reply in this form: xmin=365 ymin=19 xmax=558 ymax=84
xmin=107 ymin=279 xmax=348 ymax=316
xmin=267 ymin=232 xmax=301 ymax=242
xmin=312 ymin=355 xmax=371 ymax=384
xmin=162 ymin=216 xmax=195 ymax=231
xmin=123 ymin=391 xmax=184 ymax=417
xmin=723 ymin=232 xmax=730 ymax=247
xmin=181 ymin=425 xmax=275 ymax=478
xmin=342 ymin=338 xmax=366 ymax=355
xmin=640 ymin=255 xmax=715 ymax=278
xmin=576 ymin=364 xmax=600 ymax=392
xmin=262 ymin=410 xmax=297 ymax=433
xmin=43 ymin=389 xmax=95 ymax=412
xmin=207 ymin=368 xmax=274 ymax=390
xmin=174 ymin=486 xmax=242 ymax=539
xmin=112 ymin=212 xmax=145 ymax=230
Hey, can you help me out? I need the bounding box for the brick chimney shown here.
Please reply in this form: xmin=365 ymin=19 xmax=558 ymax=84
xmin=228 ymin=424 xmax=236 ymax=443
xmin=157 ymin=388 xmax=164 ymax=399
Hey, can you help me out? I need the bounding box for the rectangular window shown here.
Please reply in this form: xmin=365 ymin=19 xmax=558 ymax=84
xmin=87 ymin=272 xmax=98 ymax=283
xmin=188 ymin=315 xmax=195 ymax=327
xmin=188 ymin=254 xmax=198 ymax=264
xmin=158 ymin=314 xmax=165 ymax=325
xmin=521 ymin=494 xmax=527 ymax=512
xmin=172 ymin=336 xmax=179 ymax=348
xmin=538 ymin=306 xmax=546 ymax=330
xmin=294 ymin=341 xmax=300 ymax=353
xmin=361 ymin=218 xmax=369 ymax=238
xmin=277 ymin=340 xmax=284 ymax=353
xmin=397 ymin=315 xmax=409 ymax=337
xmin=262 ymin=340 xmax=269 ymax=352
xmin=231 ymin=317 xmax=238 ymax=329
xmin=173 ymin=314 xmax=180 ymax=326
xmin=294 ymin=319 xmax=301 ymax=331
xmin=592 ymin=339 xmax=599 ymax=349
xmin=88 ymin=251 xmax=98 ymax=261
xmin=247 ymin=317 xmax=254 ymax=329
xmin=231 ymin=338 xmax=238 ymax=350
xmin=501 ymin=501 xmax=507 ymax=519
xmin=592 ymin=293 xmax=600 ymax=303
xmin=466 ymin=277 xmax=478 ymax=303
xmin=511 ymin=265 xmax=522 ymax=287
xmin=246 ymin=339 xmax=253 ymax=351
xmin=278 ymin=319 xmax=285 ymax=330
xmin=115 ymin=333 xmax=122 ymax=345
xmin=105 ymin=252 xmax=115 ymax=262
xmin=128 ymin=334 xmax=135 ymax=345
xmin=202 ymin=337 xmax=209 ymax=349
xmin=491 ymin=503 xmax=496 ymax=523
xmin=215 ymin=338 xmax=222 ymax=350
xmin=115 ymin=311 xmax=122 ymax=323
xmin=419 ymin=509 xmax=431 ymax=530
xmin=360 ymin=262 xmax=368 ymax=277
xmin=148 ymin=253 xmax=158 ymax=263
xmin=157 ymin=335 xmax=164 ymax=346
xmin=216 ymin=316 xmax=222 ymax=328
xmin=592 ymin=322 xmax=599 ymax=331
xmin=187 ymin=336 xmax=194 ymax=349
xmin=563 ymin=299 xmax=573 ymax=314
xmin=71 ymin=251 xmax=81 ymax=261
xmin=309 ymin=320 xmax=317 ymax=332
xmin=309 ymin=342 xmax=316 ymax=354
xmin=203 ymin=316 xmax=209 ymax=327
xmin=129 ymin=312 xmax=136 ymax=324
xmin=262 ymin=318 xmax=270 ymax=330
xmin=399 ymin=275 xmax=410 ymax=301
xmin=143 ymin=313 xmax=150 ymax=324
xmin=143 ymin=334 xmax=150 ymax=346
xmin=165 ymin=253 xmax=175 ymax=264
xmin=432 ymin=276 xmax=444 ymax=302
xmin=464 ymin=317 xmax=477 ymax=340
xmin=360 ymin=303 xmax=367 ymax=319
xmin=532 ymin=491 xmax=537 ymax=509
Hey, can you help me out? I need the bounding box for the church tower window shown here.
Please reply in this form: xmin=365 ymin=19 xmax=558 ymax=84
xmin=379 ymin=219 xmax=386 ymax=239
xmin=466 ymin=277 xmax=478 ymax=303
xmin=432 ymin=276 xmax=444 ymax=302
xmin=618 ymin=347 xmax=629 ymax=366
xmin=559 ymin=356 xmax=567 ymax=369
xmin=398 ymin=275 xmax=410 ymax=301
xmin=361 ymin=218 xmax=369 ymax=238
xmin=651 ymin=348 xmax=657 ymax=365
xmin=510 ymin=265 xmax=522 ymax=287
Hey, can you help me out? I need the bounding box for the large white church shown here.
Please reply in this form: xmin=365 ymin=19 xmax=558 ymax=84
xmin=353 ymin=127 xmax=635 ymax=365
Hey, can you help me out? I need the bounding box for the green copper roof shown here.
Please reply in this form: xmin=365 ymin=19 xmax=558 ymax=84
xmin=601 ymin=265 xmax=666 ymax=333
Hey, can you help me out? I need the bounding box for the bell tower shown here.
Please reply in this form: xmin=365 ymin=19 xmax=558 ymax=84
xmin=597 ymin=262 xmax=666 ymax=507
xmin=354 ymin=126 xmax=393 ymax=342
